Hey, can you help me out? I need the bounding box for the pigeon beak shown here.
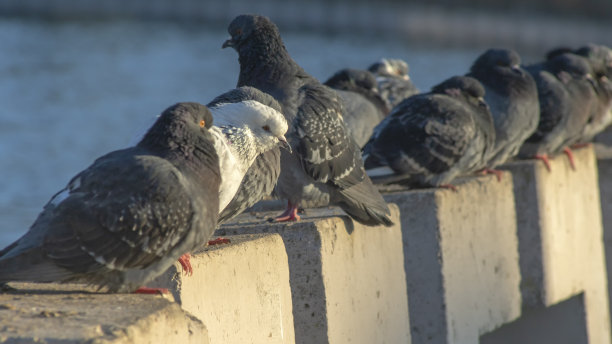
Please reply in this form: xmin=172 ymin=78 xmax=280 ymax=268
xmin=222 ymin=38 xmax=235 ymax=49
xmin=278 ymin=136 xmax=292 ymax=153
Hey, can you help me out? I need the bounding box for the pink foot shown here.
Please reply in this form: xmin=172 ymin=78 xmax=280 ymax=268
xmin=178 ymin=253 xmax=192 ymax=276
xmin=480 ymin=168 xmax=503 ymax=182
xmin=570 ymin=142 xmax=591 ymax=150
xmin=207 ymin=237 xmax=231 ymax=246
xmin=563 ymin=147 xmax=576 ymax=170
xmin=534 ymin=154 xmax=552 ymax=172
xmin=274 ymin=201 xmax=301 ymax=222
xmin=439 ymin=184 xmax=458 ymax=192
xmin=134 ymin=287 xmax=169 ymax=295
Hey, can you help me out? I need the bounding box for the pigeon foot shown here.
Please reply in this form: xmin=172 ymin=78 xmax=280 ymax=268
xmin=562 ymin=147 xmax=576 ymax=170
xmin=208 ymin=237 xmax=231 ymax=245
xmin=534 ymin=154 xmax=552 ymax=172
xmin=134 ymin=287 xmax=169 ymax=295
xmin=178 ymin=253 xmax=192 ymax=276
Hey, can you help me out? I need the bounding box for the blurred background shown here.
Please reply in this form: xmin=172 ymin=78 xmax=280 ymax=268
xmin=0 ymin=0 xmax=611 ymax=247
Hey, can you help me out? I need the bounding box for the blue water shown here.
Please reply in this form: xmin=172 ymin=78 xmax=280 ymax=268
xmin=0 ymin=18 xmax=489 ymax=248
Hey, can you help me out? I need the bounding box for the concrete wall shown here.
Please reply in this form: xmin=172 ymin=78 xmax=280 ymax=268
xmin=1 ymin=146 xmax=610 ymax=344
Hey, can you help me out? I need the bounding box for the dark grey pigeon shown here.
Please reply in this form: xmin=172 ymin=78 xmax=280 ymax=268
xmin=324 ymin=68 xmax=390 ymax=148
xmin=0 ymin=103 xmax=221 ymax=292
xmin=573 ymin=44 xmax=612 ymax=143
xmin=520 ymin=52 xmax=600 ymax=170
xmin=207 ymin=86 xmax=285 ymax=224
xmin=467 ymin=48 xmax=540 ymax=168
xmin=368 ymin=58 xmax=420 ymax=109
xmin=223 ymin=14 xmax=393 ymax=226
xmin=363 ymin=76 xmax=495 ymax=188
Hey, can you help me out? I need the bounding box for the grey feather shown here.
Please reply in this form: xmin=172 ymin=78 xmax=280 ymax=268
xmin=363 ymin=76 xmax=495 ymax=187
xmin=208 ymin=87 xmax=285 ymax=224
xmin=0 ymin=103 xmax=220 ymax=292
xmin=368 ymin=58 xmax=420 ymax=109
xmin=224 ymin=14 xmax=393 ymax=226
xmin=324 ymin=68 xmax=390 ymax=148
xmin=467 ymin=49 xmax=540 ymax=167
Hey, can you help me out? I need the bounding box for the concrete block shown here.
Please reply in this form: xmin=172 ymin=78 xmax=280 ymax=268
xmin=155 ymin=234 xmax=296 ymax=344
xmin=502 ymin=146 xmax=611 ymax=344
xmin=0 ymin=283 xmax=207 ymax=344
xmin=383 ymin=173 xmax=522 ymax=344
xmin=218 ymin=204 xmax=411 ymax=344
xmin=599 ymin=158 xmax=612 ymax=331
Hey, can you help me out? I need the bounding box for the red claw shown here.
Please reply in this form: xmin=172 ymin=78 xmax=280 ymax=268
xmin=562 ymin=147 xmax=576 ymax=171
xmin=207 ymin=237 xmax=231 ymax=246
xmin=534 ymin=154 xmax=552 ymax=172
xmin=274 ymin=201 xmax=301 ymax=222
xmin=439 ymin=184 xmax=458 ymax=192
xmin=178 ymin=253 xmax=193 ymax=276
xmin=134 ymin=287 xmax=169 ymax=295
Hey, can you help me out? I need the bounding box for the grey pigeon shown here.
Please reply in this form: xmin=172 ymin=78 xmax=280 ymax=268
xmin=0 ymin=103 xmax=220 ymax=292
xmin=467 ymin=48 xmax=540 ymax=168
xmin=0 ymin=101 xmax=289 ymax=292
xmin=223 ymin=14 xmax=393 ymax=226
xmin=324 ymin=68 xmax=390 ymax=147
xmin=520 ymin=52 xmax=600 ymax=170
xmin=207 ymin=86 xmax=286 ymax=224
xmin=368 ymin=58 xmax=420 ymax=109
xmin=363 ymin=76 xmax=495 ymax=188
xmin=573 ymin=44 xmax=612 ymax=143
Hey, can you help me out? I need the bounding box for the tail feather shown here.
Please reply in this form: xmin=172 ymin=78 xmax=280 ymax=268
xmin=334 ymin=177 xmax=394 ymax=227
xmin=0 ymin=249 xmax=73 ymax=283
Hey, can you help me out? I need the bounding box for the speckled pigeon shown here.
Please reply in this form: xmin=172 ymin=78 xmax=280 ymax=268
xmin=223 ymin=14 xmax=393 ymax=226
xmin=363 ymin=76 xmax=495 ymax=188
xmin=0 ymin=101 xmax=288 ymax=292
xmin=207 ymin=86 xmax=287 ymax=224
xmin=368 ymin=58 xmax=420 ymax=109
xmin=467 ymin=48 xmax=539 ymax=168
xmin=324 ymin=68 xmax=390 ymax=148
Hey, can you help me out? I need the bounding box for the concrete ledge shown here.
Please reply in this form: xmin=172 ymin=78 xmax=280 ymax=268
xmin=218 ymin=204 xmax=411 ymax=344
xmin=154 ymin=234 xmax=295 ymax=344
xmin=0 ymin=283 xmax=207 ymax=344
xmin=383 ymin=173 xmax=521 ymax=344
xmin=501 ymin=146 xmax=611 ymax=344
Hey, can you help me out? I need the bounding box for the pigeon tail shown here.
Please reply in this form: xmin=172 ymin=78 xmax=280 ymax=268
xmin=0 ymin=249 xmax=73 ymax=283
xmin=335 ymin=179 xmax=394 ymax=227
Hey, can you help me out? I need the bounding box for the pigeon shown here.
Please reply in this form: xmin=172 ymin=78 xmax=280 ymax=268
xmin=363 ymin=76 xmax=495 ymax=188
xmin=368 ymin=58 xmax=420 ymax=109
xmin=573 ymin=44 xmax=612 ymax=143
xmin=520 ymin=52 xmax=599 ymax=170
xmin=207 ymin=86 xmax=286 ymax=224
xmin=0 ymin=101 xmax=289 ymax=292
xmin=466 ymin=48 xmax=540 ymax=168
xmin=223 ymin=14 xmax=393 ymax=226
xmin=324 ymin=68 xmax=390 ymax=147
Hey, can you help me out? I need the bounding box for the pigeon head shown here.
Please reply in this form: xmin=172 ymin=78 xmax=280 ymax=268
xmin=324 ymin=69 xmax=379 ymax=93
xmin=575 ymin=44 xmax=612 ymax=82
xmin=432 ymin=76 xmax=485 ymax=99
xmin=368 ymin=58 xmax=409 ymax=79
xmin=208 ymin=86 xmax=283 ymax=114
xmin=138 ymin=102 xmax=214 ymax=152
xmin=210 ymin=100 xmax=290 ymax=153
xmin=223 ymin=14 xmax=281 ymax=52
xmin=548 ymin=53 xmax=594 ymax=84
xmin=471 ymin=48 xmax=521 ymax=72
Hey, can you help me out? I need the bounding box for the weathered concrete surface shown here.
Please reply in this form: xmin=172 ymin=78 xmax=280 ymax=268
xmin=218 ymin=204 xmax=411 ymax=344
xmin=154 ymin=234 xmax=296 ymax=344
xmin=502 ymin=146 xmax=611 ymax=344
xmin=383 ymin=173 xmax=521 ymax=344
xmin=598 ymin=157 xmax=612 ymax=332
xmin=0 ymin=283 xmax=207 ymax=344
xmin=480 ymin=293 xmax=588 ymax=344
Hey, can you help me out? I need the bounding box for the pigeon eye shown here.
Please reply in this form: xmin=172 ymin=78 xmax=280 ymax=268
xmin=262 ymin=125 xmax=271 ymax=132
xmin=235 ymin=28 xmax=242 ymax=35
xmin=199 ymin=120 xmax=206 ymax=128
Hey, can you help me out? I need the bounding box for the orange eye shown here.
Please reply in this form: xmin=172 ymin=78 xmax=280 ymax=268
xmin=262 ymin=125 xmax=270 ymax=131
xmin=199 ymin=120 xmax=206 ymax=128
xmin=236 ymin=28 xmax=242 ymax=35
